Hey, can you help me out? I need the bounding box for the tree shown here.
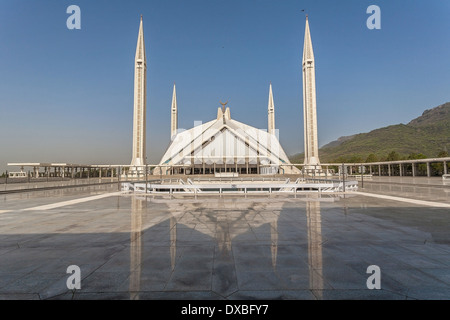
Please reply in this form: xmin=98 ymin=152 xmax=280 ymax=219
xmin=365 ymin=154 xmax=378 ymax=163
xmin=334 ymin=156 xmax=349 ymax=164
xmin=407 ymin=153 xmax=428 ymax=175
xmin=408 ymin=153 xmax=427 ymax=160
xmin=433 ymin=151 xmax=448 ymax=174
xmin=349 ymin=155 xmax=363 ymax=163
xmin=437 ymin=150 xmax=449 ymax=158
xmin=386 ymin=151 xmax=401 ymax=161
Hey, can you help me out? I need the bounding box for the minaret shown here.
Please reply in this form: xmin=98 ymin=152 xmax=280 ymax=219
xmin=131 ymin=15 xmax=147 ymax=169
xmin=268 ymin=83 xmax=275 ymax=135
xmin=302 ymin=15 xmax=321 ymax=171
xmin=170 ymin=83 xmax=178 ymax=140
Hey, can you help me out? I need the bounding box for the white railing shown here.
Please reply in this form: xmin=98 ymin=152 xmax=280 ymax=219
xmin=122 ymin=180 xmax=358 ymax=194
xmin=214 ymin=172 xmax=239 ymax=178
xmin=443 ymin=174 xmax=450 ymax=185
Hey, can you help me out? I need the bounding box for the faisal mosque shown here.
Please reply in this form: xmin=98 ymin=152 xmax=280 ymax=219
xmin=129 ymin=15 xmax=322 ymax=176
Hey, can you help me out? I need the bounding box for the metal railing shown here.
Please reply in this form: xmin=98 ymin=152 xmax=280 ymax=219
xmin=122 ymin=179 xmax=358 ymax=194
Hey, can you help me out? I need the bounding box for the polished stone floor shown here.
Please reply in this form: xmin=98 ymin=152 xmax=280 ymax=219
xmin=0 ymin=182 xmax=449 ymax=300
xmin=362 ymin=176 xmax=450 ymax=204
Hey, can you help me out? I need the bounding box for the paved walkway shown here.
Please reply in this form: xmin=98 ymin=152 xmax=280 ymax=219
xmin=361 ymin=176 xmax=450 ymax=205
xmin=0 ymin=178 xmax=119 ymax=193
xmin=0 ymin=180 xmax=449 ymax=300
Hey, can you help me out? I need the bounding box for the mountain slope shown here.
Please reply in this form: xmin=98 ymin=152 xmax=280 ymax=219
xmin=290 ymin=102 xmax=450 ymax=163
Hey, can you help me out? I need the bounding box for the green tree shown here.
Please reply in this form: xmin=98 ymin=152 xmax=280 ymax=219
xmin=386 ymin=151 xmax=401 ymax=161
xmin=349 ymin=155 xmax=363 ymax=163
xmin=334 ymin=156 xmax=349 ymax=164
xmin=365 ymin=154 xmax=378 ymax=163
xmin=407 ymin=153 xmax=427 ymax=160
xmin=407 ymin=153 xmax=428 ymax=175
xmin=437 ymin=150 xmax=449 ymax=158
xmin=432 ymin=150 xmax=448 ymax=174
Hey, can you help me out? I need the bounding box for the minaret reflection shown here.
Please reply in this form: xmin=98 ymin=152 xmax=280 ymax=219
xmin=170 ymin=216 xmax=177 ymax=271
xmin=270 ymin=220 xmax=278 ymax=271
xmin=129 ymin=196 xmax=143 ymax=300
xmin=306 ymin=201 xmax=323 ymax=298
xmin=217 ymin=218 xmax=232 ymax=254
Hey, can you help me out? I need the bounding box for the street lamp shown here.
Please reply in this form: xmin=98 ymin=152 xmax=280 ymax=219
xmin=342 ymin=163 xmax=346 ymax=193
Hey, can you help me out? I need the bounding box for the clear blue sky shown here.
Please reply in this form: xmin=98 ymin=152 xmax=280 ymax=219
xmin=1 ymin=0 xmax=449 ymax=173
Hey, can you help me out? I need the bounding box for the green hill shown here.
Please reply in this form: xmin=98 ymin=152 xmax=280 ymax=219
xmin=290 ymin=102 xmax=450 ymax=163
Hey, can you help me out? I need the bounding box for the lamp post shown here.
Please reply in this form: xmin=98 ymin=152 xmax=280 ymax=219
xmin=118 ymin=166 xmax=121 ymax=191
xmin=146 ymin=164 xmax=148 ymax=194
xmin=342 ymin=163 xmax=346 ymax=193
xmin=360 ymin=164 xmax=364 ymax=189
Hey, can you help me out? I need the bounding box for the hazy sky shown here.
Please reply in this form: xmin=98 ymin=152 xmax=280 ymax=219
xmin=1 ymin=0 xmax=449 ymax=173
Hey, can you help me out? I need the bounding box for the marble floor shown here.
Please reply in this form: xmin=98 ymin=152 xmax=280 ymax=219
xmin=0 ymin=182 xmax=449 ymax=300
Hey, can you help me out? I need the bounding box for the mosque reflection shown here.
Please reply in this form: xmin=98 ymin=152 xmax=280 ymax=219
xmin=127 ymin=195 xmax=335 ymax=299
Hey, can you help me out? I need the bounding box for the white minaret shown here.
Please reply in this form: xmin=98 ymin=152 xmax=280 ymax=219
xmin=302 ymin=15 xmax=321 ymax=171
xmin=130 ymin=15 xmax=147 ymax=169
xmin=171 ymin=83 xmax=178 ymax=140
xmin=268 ymin=83 xmax=275 ymax=135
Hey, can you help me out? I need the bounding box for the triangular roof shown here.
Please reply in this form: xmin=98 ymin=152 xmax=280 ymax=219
xmin=157 ymin=109 xmax=298 ymax=172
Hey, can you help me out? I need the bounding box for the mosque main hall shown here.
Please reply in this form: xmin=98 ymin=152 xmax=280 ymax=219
xmin=129 ymin=15 xmax=321 ymax=176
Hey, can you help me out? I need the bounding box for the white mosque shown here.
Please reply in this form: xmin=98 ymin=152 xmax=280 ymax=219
xmin=129 ymin=15 xmax=321 ymax=176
